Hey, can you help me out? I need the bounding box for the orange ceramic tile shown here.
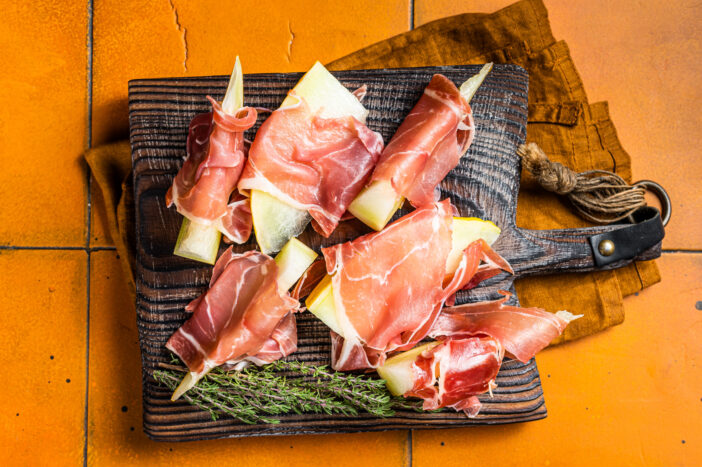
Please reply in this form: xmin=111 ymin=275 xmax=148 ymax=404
xmin=87 ymin=250 xmax=408 ymax=466
xmin=414 ymin=0 xmax=512 ymax=24
xmin=92 ymin=0 xmax=411 ymax=146
xmin=413 ymin=253 xmax=702 ymax=465
xmin=0 ymin=1 xmax=87 ymax=247
xmin=415 ymin=0 xmax=701 ymax=250
xmin=0 ymin=250 xmax=86 ymax=465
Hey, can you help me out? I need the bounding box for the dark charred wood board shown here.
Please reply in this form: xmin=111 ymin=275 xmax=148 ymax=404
xmin=131 ymin=64 xmax=558 ymax=441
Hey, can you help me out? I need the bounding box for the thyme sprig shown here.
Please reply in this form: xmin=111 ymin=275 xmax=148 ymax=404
xmin=153 ymin=359 xmax=425 ymax=424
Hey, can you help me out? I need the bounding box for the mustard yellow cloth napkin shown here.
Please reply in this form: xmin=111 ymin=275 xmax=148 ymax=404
xmin=85 ymin=0 xmax=659 ymax=344
xmin=85 ymin=140 xmax=135 ymax=298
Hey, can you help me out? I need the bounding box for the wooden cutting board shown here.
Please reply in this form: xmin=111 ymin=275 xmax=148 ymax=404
xmin=129 ymin=65 xmax=658 ymax=441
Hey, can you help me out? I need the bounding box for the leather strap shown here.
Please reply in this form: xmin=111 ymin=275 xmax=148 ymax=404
xmin=588 ymin=207 xmax=665 ymax=267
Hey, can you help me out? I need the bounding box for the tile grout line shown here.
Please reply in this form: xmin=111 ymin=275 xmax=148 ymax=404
xmin=84 ymin=249 xmax=91 ymax=466
xmin=0 ymin=245 xmax=116 ymax=251
xmin=409 ymin=0 xmax=414 ymax=30
xmin=84 ymin=0 xmax=93 ymax=465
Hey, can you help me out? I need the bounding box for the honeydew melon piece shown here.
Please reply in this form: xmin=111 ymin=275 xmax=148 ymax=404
xmin=171 ymin=368 xmax=210 ymax=401
xmin=281 ymin=61 xmax=368 ymax=123
xmin=459 ymin=63 xmax=492 ymax=103
xmin=349 ymin=64 xmax=493 ymax=232
xmin=377 ymin=342 xmax=440 ymax=396
xmin=221 ymin=56 xmax=244 ymax=114
xmin=347 ymin=180 xmax=404 ymax=232
xmin=173 ymin=218 xmax=222 ymax=265
xmin=274 ymin=237 xmax=318 ymax=292
xmin=251 ymin=190 xmax=311 ymax=255
xmin=173 ymin=57 xmax=244 ymax=264
xmin=445 ymin=217 xmax=501 ymax=275
xmin=305 ymin=275 xmax=344 ymax=336
xmin=252 ymin=61 xmax=369 ymax=252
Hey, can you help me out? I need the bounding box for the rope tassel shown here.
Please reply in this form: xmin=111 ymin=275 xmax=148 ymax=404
xmin=517 ymin=142 xmax=646 ymax=224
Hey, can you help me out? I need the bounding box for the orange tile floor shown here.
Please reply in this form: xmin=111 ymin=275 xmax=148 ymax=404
xmin=1 ymin=0 xmax=700 ymax=465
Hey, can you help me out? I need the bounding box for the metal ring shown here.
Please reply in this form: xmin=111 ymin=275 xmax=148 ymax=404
xmin=634 ymin=180 xmax=671 ymax=226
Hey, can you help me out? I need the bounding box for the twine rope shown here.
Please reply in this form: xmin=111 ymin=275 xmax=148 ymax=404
xmin=517 ymin=142 xmax=646 ymax=224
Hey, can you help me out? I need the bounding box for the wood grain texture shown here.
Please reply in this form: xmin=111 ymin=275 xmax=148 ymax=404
xmin=129 ymin=65 xmax=657 ymax=441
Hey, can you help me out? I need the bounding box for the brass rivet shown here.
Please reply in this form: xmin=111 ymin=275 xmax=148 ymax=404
xmin=598 ymin=239 xmax=615 ymax=256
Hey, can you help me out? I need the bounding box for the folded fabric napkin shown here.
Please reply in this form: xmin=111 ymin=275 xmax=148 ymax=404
xmin=85 ymin=0 xmax=659 ymax=344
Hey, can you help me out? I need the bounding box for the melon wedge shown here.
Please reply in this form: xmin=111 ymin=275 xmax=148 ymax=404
xmin=173 ymin=217 xmax=222 ymax=265
xmin=445 ymin=217 xmax=501 ymax=275
xmin=459 ymin=63 xmax=492 ymax=103
xmin=274 ymin=237 xmax=318 ymax=292
xmin=173 ymin=57 xmax=243 ymax=264
xmin=251 ymin=190 xmax=311 ymax=255
xmin=347 ymin=180 xmax=404 ymax=232
xmin=305 ymin=275 xmax=343 ymax=336
xmin=376 ymin=342 xmax=440 ymax=396
xmin=251 ymin=61 xmax=369 ymax=253
xmin=281 ymin=61 xmax=368 ymax=122
xmin=348 ymin=64 xmax=493 ymax=232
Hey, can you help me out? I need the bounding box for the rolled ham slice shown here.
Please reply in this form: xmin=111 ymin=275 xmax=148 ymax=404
xmin=166 ymin=247 xmax=299 ymax=379
xmin=406 ymin=337 xmax=503 ymax=417
xmin=370 ymin=74 xmax=474 ymax=207
xmin=430 ymin=291 xmax=581 ymax=363
xmin=389 ymin=293 xmax=579 ymax=417
xmin=238 ymin=94 xmax=384 ymax=237
xmin=166 ymin=97 xmax=258 ymax=243
xmin=322 ymin=199 xmax=510 ymax=371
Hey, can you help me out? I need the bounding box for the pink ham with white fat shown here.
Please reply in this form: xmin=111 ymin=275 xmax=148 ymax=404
xmin=166 ymin=248 xmax=299 ymax=378
xmin=390 ymin=293 xmax=580 ymax=417
xmin=237 ymin=94 xmax=384 ymax=237
xmin=166 ymin=97 xmax=258 ymax=243
xmin=430 ymin=291 xmax=580 ymax=363
xmin=370 ymin=74 xmax=475 ymax=207
xmin=322 ymin=199 xmax=511 ymax=371
xmin=406 ymin=337 xmax=503 ymax=417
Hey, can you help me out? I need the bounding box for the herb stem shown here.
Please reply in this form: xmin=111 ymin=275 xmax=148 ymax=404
xmin=153 ymin=359 xmax=416 ymax=425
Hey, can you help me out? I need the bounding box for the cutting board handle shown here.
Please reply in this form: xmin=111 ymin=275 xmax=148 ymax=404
xmin=504 ymin=207 xmax=664 ymax=277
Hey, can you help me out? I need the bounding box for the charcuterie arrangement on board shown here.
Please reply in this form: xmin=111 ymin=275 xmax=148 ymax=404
xmin=129 ymin=60 xmax=661 ymax=441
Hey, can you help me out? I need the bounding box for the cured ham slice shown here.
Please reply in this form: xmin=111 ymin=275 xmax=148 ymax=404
xmin=322 ymin=199 xmax=510 ymax=371
xmin=236 ymin=312 xmax=298 ymax=366
xmin=290 ymin=258 xmax=327 ymax=300
xmin=238 ymin=93 xmax=384 ymax=237
xmin=166 ymin=248 xmax=299 ymax=386
xmin=379 ymin=293 xmax=579 ymax=418
xmin=405 ymin=338 xmax=503 ymax=417
xmin=218 ymin=192 xmax=254 ymax=244
xmin=166 ymin=97 xmax=258 ymax=243
xmin=369 ymin=74 xmax=474 ymax=207
xmin=349 ymin=65 xmax=491 ymax=232
xmin=430 ymin=291 xmax=581 ymax=363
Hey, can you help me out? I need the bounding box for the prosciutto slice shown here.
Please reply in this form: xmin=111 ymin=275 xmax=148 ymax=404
xmin=430 ymin=291 xmax=581 ymax=363
xmin=406 ymin=338 xmax=503 ymax=417
xmin=370 ymin=74 xmax=474 ymax=207
xmin=393 ymin=293 xmax=579 ymax=417
xmin=166 ymin=97 xmax=258 ymax=243
xmin=238 ymin=94 xmax=384 ymax=237
xmin=166 ymin=247 xmax=299 ymax=377
xmin=323 ymin=199 xmax=510 ymax=371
